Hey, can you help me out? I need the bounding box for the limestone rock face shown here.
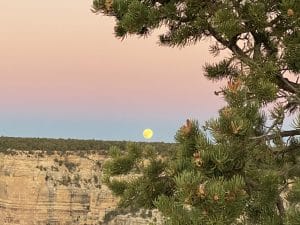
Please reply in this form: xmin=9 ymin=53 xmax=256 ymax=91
xmin=107 ymin=209 xmax=163 ymax=225
xmin=0 ymin=151 xmax=118 ymax=225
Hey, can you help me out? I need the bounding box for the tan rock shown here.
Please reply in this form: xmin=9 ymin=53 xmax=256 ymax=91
xmin=0 ymin=151 xmax=163 ymax=225
xmin=0 ymin=151 xmax=117 ymax=225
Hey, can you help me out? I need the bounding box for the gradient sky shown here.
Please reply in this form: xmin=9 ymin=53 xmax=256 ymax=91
xmin=0 ymin=0 xmax=226 ymax=143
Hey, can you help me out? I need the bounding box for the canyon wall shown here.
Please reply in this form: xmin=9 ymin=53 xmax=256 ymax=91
xmin=0 ymin=151 xmax=160 ymax=225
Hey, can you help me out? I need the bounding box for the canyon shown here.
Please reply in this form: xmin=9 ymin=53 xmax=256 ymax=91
xmin=0 ymin=150 xmax=160 ymax=225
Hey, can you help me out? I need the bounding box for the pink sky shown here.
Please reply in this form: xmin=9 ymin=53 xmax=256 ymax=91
xmin=0 ymin=1 xmax=225 ymax=141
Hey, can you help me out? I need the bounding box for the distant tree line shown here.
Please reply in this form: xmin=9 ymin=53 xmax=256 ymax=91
xmin=0 ymin=136 xmax=177 ymax=155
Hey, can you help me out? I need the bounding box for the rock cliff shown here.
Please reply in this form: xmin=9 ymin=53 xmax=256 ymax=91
xmin=0 ymin=150 xmax=160 ymax=225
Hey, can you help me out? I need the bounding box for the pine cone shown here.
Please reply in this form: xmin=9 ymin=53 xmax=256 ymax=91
xmin=193 ymin=152 xmax=203 ymax=167
xmin=287 ymin=8 xmax=294 ymax=17
xmin=180 ymin=119 xmax=192 ymax=136
xmin=231 ymin=121 xmax=243 ymax=134
xmin=227 ymin=79 xmax=241 ymax=93
xmin=213 ymin=194 xmax=219 ymax=201
xmin=104 ymin=0 xmax=113 ymax=12
xmin=225 ymin=191 xmax=236 ymax=201
xmin=197 ymin=184 xmax=206 ymax=198
xmin=221 ymin=107 xmax=232 ymax=118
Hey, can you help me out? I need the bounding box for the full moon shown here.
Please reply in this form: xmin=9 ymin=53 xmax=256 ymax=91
xmin=143 ymin=129 xmax=153 ymax=139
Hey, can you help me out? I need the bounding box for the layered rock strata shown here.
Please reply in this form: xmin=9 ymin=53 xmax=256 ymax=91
xmin=0 ymin=151 xmax=118 ymax=225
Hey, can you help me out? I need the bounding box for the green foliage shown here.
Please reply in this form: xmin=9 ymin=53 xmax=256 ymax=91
xmin=103 ymin=155 xmax=135 ymax=175
xmin=118 ymin=0 xmax=159 ymax=34
xmin=284 ymin=185 xmax=300 ymax=225
xmin=284 ymin=31 xmax=300 ymax=73
xmin=204 ymin=59 xmax=238 ymax=81
xmin=287 ymin=178 xmax=300 ymax=204
xmin=0 ymin=136 xmax=176 ymax=155
xmin=213 ymin=9 xmax=241 ymax=39
xmin=107 ymin=179 xmax=128 ymax=196
xmin=102 ymin=143 xmax=175 ymax=211
xmin=93 ymin=0 xmax=300 ymax=224
xmin=108 ymin=145 xmax=122 ymax=157
xmin=285 ymin=209 xmax=300 ymax=225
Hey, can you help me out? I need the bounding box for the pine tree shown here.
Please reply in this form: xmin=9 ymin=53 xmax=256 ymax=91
xmin=92 ymin=0 xmax=300 ymax=224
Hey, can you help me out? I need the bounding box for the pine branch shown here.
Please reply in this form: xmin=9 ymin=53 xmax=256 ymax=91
xmin=207 ymin=24 xmax=300 ymax=95
xmin=276 ymin=196 xmax=285 ymax=224
xmin=276 ymin=75 xmax=300 ymax=94
xmin=251 ymin=129 xmax=300 ymax=140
